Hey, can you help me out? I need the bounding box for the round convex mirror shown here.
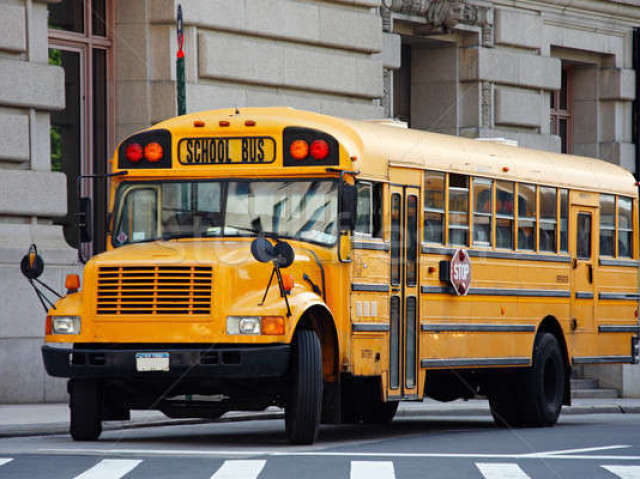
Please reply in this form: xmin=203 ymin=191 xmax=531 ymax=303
xmin=250 ymin=237 xmax=275 ymax=263
xmin=20 ymin=244 xmax=44 ymax=279
xmin=273 ymin=241 xmax=295 ymax=268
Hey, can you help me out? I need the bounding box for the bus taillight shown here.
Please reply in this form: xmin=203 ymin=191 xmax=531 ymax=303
xmin=290 ymin=140 xmax=309 ymax=160
xmin=125 ymin=143 xmax=143 ymax=162
xmin=144 ymin=142 xmax=164 ymax=162
xmin=310 ymin=139 xmax=329 ymax=160
xmin=118 ymin=129 xmax=171 ymax=169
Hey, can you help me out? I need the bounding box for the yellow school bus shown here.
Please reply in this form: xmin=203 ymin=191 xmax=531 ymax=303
xmin=38 ymin=107 xmax=639 ymax=444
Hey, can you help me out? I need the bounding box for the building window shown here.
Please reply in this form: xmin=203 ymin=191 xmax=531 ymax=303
xmin=550 ymin=69 xmax=572 ymax=154
xmin=48 ymin=0 xmax=113 ymax=255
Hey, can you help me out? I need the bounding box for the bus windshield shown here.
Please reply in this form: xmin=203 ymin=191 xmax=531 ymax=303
xmin=112 ymin=179 xmax=339 ymax=247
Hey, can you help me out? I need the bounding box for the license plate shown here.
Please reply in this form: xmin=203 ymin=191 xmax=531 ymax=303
xmin=136 ymin=352 xmax=169 ymax=372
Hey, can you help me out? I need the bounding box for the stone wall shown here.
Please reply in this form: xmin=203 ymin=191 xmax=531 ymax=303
xmin=0 ymin=0 xmax=75 ymax=403
xmin=391 ymin=0 xmax=638 ymax=162
xmin=116 ymin=0 xmax=386 ymax=143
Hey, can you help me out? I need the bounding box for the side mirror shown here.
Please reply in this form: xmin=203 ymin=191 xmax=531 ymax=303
xmin=340 ymin=183 xmax=357 ymax=232
xmin=20 ymin=244 xmax=44 ymax=280
xmin=78 ymin=197 xmax=92 ymax=243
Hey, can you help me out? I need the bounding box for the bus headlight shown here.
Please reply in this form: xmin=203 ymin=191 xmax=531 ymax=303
xmin=52 ymin=316 xmax=81 ymax=335
xmin=227 ymin=316 xmax=261 ymax=335
xmin=226 ymin=316 xmax=285 ymax=335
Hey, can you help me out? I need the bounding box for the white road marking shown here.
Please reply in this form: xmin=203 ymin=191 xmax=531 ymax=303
xmin=524 ymin=445 xmax=631 ymax=456
xmin=351 ymin=461 xmax=396 ymax=479
xmin=476 ymin=463 xmax=531 ymax=479
xmin=602 ymin=465 xmax=640 ymax=479
xmin=0 ymin=458 xmax=12 ymax=467
xmin=210 ymin=460 xmax=265 ymax=479
xmin=39 ymin=448 xmax=640 ymax=461
xmin=73 ymin=459 xmax=142 ymax=479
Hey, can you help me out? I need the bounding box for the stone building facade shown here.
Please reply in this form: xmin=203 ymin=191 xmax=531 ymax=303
xmin=0 ymin=0 xmax=638 ymax=402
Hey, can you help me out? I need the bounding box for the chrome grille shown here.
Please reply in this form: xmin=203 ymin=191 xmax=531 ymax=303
xmin=97 ymin=266 xmax=213 ymax=315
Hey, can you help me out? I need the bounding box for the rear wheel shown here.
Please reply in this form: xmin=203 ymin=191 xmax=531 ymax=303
xmin=488 ymin=375 xmax=522 ymax=427
xmin=520 ymin=332 xmax=565 ymax=426
xmin=69 ymin=379 xmax=102 ymax=441
xmin=285 ymin=329 xmax=323 ymax=444
xmin=488 ymin=333 xmax=565 ymax=428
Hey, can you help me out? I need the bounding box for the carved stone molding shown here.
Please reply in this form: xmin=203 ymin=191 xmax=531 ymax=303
xmin=382 ymin=0 xmax=492 ymax=34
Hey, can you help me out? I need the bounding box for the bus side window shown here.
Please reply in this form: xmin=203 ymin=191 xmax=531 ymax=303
xmin=560 ymin=189 xmax=568 ymax=252
xmin=496 ymin=180 xmax=514 ymax=249
xmin=355 ymin=181 xmax=383 ymax=238
xmin=448 ymin=173 xmax=469 ymax=246
xmin=355 ymin=181 xmax=372 ymax=235
xmin=618 ymin=196 xmax=633 ymax=258
xmin=424 ymin=171 xmax=445 ymax=244
xmin=517 ymin=183 xmax=536 ymax=251
xmin=472 ymin=177 xmax=492 ymax=247
xmin=577 ymin=213 xmax=592 ymax=259
xmin=599 ymin=194 xmax=615 ymax=257
xmin=539 ymin=187 xmax=557 ymax=252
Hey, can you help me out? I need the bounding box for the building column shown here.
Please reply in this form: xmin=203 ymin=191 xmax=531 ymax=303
xmin=0 ymin=0 xmax=76 ymax=403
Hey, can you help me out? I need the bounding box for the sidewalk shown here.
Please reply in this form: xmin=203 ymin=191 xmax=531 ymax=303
xmin=2 ymin=397 xmax=640 ymax=438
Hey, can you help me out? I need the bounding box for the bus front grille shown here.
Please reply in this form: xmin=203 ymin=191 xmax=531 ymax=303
xmin=96 ymin=266 xmax=213 ymax=315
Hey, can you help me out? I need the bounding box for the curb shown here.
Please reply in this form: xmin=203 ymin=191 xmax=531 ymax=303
xmin=1 ymin=405 xmax=639 ymax=439
xmin=0 ymin=411 xmax=285 ymax=439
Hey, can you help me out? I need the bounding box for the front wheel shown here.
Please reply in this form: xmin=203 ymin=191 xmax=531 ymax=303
xmin=69 ymin=379 xmax=102 ymax=441
xmin=285 ymin=329 xmax=323 ymax=444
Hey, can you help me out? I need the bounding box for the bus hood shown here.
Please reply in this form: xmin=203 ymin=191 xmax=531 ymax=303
xmin=82 ymin=239 xmax=325 ymax=327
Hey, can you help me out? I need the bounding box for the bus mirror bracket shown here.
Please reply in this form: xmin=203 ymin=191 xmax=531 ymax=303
xmin=78 ymin=197 xmax=93 ymax=244
xmin=328 ymin=168 xmax=359 ymax=264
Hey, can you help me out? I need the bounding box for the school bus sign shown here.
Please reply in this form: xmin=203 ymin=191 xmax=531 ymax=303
xmin=450 ymin=248 xmax=471 ymax=296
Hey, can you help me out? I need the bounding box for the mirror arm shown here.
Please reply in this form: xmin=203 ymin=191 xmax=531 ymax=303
xmin=29 ymin=279 xmax=57 ymax=312
xmin=330 ymin=168 xmax=358 ymax=264
xmin=75 ymin=170 xmax=128 ymax=263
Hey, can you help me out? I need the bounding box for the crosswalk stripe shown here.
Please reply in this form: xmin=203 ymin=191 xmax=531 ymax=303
xmin=210 ymin=460 xmax=266 ymax=479
xmin=350 ymin=461 xmax=396 ymax=479
xmin=73 ymin=459 xmax=142 ymax=479
xmin=602 ymin=465 xmax=640 ymax=479
xmin=476 ymin=463 xmax=531 ymax=479
xmin=0 ymin=459 xmax=12 ymax=467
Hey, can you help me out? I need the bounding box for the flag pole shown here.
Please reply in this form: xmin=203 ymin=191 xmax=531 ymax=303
xmin=176 ymin=4 xmax=186 ymax=115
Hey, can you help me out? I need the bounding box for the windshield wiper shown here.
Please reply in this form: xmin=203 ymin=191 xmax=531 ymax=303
xmin=225 ymin=224 xmax=281 ymax=239
xmin=162 ymin=232 xmax=195 ymax=240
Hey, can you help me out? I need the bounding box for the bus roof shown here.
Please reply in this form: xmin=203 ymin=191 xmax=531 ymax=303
xmin=151 ymin=107 xmax=637 ymax=196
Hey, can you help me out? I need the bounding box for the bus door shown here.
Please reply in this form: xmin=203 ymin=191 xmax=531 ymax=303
xmin=569 ymin=203 xmax=597 ymax=353
xmin=388 ymin=185 xmax=420 ymax=399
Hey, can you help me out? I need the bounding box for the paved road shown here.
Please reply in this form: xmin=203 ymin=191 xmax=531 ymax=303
xmin=0 ymin=413 xmax=639 ymax=478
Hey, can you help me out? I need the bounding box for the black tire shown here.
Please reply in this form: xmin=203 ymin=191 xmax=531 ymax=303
xmin=520 ymin=332 xmax=565 ymax=426
xmin=285 ymin=329 xmax=323 ymax=444
xmin=488 ymin=375 xmax=522 ymax=428
xmin=342 ymin=379 xmax=398 ymax=424
xmin=69 ymin=379 xmax=102 ymax=441
xmin=488 ymin=333 xmax=565 ymax=428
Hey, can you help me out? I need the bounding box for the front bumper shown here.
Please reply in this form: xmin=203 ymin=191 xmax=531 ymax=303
xmin=42 ymin=343 xmax=290 ymax=379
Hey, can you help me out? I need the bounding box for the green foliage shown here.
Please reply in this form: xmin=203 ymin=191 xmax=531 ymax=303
xmin=50 ymin=126 xmax=62 ymax=172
